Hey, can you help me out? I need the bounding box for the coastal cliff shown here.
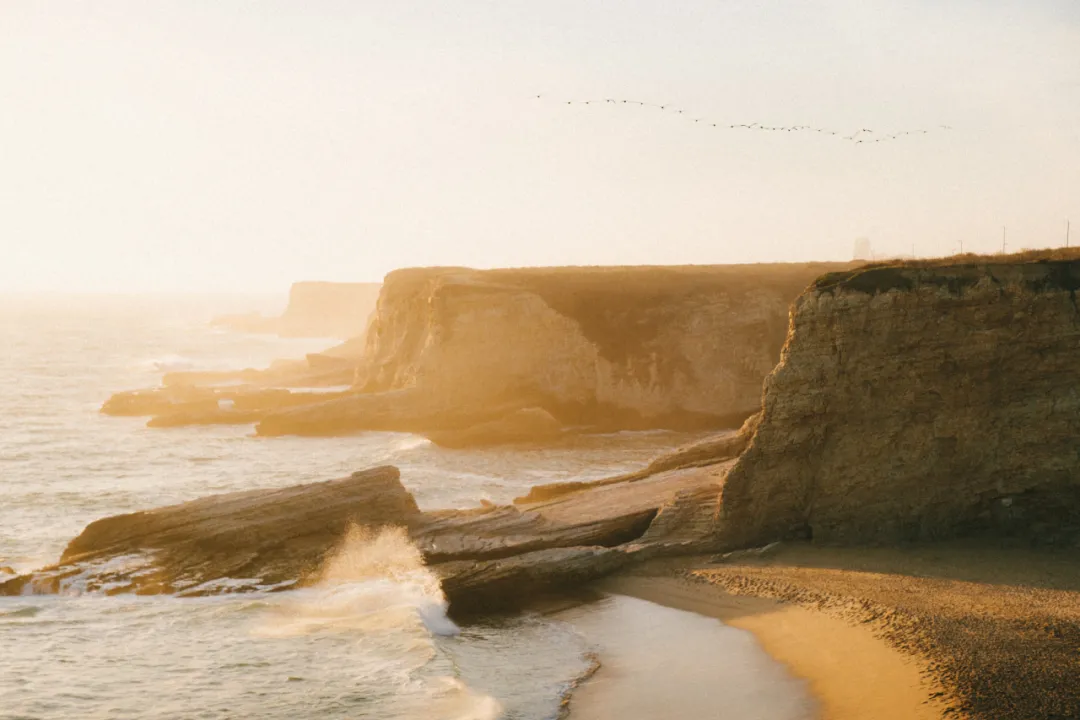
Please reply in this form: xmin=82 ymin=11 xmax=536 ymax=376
xmin=257 ymin=263 xmax=851 ymax=437
xmin=718 ymin=254 xmax=1080 ymax=548
xmin=212 ymin=281 xmax=381 ymax=339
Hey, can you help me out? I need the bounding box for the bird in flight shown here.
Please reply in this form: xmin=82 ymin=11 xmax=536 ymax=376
xmin=534 ymin=95 xmax=953 ymax=145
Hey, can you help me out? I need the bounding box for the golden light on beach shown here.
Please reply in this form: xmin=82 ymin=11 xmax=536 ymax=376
xmin=2 ymin=3 xmax=1079 ymax=720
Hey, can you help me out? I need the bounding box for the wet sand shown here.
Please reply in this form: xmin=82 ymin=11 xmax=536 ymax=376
xmin=591 ymin=575 xmax=939 ymax=720
xmin=582 ymin=541 xmax=1080 ymax=720
xmin=555 ymin=593 xmax=816 ymax=720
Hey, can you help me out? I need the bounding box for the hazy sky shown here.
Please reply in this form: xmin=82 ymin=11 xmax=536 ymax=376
xmin=2 ymin=1 xmax=1078 ymax=292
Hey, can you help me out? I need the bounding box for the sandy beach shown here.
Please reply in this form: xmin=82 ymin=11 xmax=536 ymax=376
xmin=554 ymin=592 xmax=817 ymax=720
xmin=567 ymin=540 xmax=1080 ymax=720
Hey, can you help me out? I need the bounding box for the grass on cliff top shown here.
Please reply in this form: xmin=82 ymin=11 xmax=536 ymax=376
xmin=812 ymin=248 xmax=1080 ymax=294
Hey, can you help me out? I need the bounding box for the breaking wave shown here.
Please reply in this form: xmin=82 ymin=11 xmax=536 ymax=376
xmin=253 ymin=527 xmax=500 ymax=720
xmin=260 ymin=525 xmax=460 ymax=638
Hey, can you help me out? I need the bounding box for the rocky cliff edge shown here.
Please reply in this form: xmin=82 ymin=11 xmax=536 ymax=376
xmin=256 ymin=263 xmax=852 ymax=437
xmin=718 ymin=252 xmax=1080 ymax=549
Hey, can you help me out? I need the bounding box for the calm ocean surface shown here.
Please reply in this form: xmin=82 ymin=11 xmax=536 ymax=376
xmin=0 ymin=294 xmax=813 ymax=719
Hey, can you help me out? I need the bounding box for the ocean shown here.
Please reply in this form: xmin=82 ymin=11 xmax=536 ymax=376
xmin=0 ymin=294 xmax=814 ymax=719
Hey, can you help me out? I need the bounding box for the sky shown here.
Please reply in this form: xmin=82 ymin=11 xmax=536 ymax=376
xmin=1 ymin=1 xmax=1078 ymax=292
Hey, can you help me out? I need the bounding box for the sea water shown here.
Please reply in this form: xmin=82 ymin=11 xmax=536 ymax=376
xmin=0 ymin=293 xmax=813 ymax=719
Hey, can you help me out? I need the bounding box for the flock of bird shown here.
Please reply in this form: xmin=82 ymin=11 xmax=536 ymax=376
xmin=538 ymin=96 xmax=953 ymax=144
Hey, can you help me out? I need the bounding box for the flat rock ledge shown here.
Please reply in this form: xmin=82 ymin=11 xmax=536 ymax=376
xmin=0 ymin=463 xmax=729 ymax=615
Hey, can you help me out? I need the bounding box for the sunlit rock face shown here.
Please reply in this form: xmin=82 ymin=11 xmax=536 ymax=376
xmin=288 ymin=263 xmax=849 ymax=436
xmin=719 ymin=257 xmax=1080 ymax=548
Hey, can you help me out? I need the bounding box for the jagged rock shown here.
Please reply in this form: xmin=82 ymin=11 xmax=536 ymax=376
xmin=2 ymin=461 xmax=728 ymax=609
xmin=718 ymin=255 xmax=1080 ymax=548
xmin=31 ymin=466 xmax=418 ymax=595
xmin=425 ymin=407 xmax=564 ymax=448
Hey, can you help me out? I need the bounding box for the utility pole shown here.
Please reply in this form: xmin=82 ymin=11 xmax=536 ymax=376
xmin=1002 ymin=226 xmax=1006 ymax=254
xmin=1068 ymin=220 xmax=1071 ymax=249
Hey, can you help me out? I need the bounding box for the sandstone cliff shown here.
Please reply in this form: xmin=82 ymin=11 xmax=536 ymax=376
xmin=718 ymin=253 xmax=1080 ymax=548
xmin=257 ymin=263 xmax=851 ymax=437
xmin=212 ymin=281 xmax=381 ymax=339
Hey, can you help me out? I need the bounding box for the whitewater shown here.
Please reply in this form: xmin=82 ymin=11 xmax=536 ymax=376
xmin=0 ymin=293 xmax=813 ymax=719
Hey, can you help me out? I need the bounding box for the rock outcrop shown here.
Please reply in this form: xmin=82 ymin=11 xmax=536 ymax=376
xmin=212 ymin=281 xmax=381 ymax=339
xmin=512 ymin=414 xmax=756 ymax=504
xmin=425 ymin=407 xmax=564 ymax=448
xmin=102 ymin=385 xmax=353 ymax=427
xmin=718 ymin=254 xmax=1080 ymax=549
xmin=256 ymin=263 xmax=852 ymax=437
xmin=61 ymin=466 xmax=417 ymax=592
xmin=2 ymin=462 xmax=727 ymax=613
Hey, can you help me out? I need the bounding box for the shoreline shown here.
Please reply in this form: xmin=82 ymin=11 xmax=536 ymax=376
xmin=551 ymin=590 xmax=817 ymax=720
xmin=564 ymin=542 xmax=1080 ymax=720
xmin=579 ymin=574 xmax=941 ymax=720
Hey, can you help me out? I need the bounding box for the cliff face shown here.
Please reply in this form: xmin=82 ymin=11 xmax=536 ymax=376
xmin=278 ymin=281 xmax=381 ymax=338
xmin=351 ymin=264 xmax=850 ymax=430
xmin=212 ymin=281 xmax=381 ymax=339
xmin=719 ymin=258 xmax=1080 ymax=548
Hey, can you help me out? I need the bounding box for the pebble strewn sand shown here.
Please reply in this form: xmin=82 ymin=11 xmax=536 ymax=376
xmin=604 ymin=541 xmax=1080 ymax=720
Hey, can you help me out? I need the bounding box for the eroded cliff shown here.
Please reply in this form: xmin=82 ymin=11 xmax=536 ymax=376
xmin=719 ymin=254 xmax=1080 ymax=548
xmin=212 ymin=281 xmax=381 ymax=339
xmin=258 ymin=263 xmax=851 ymax=436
